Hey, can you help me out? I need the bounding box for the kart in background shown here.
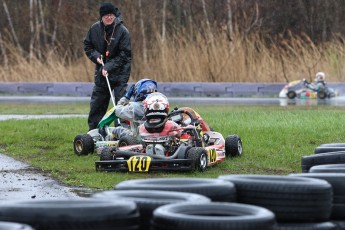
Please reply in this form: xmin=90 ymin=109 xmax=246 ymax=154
xmin=95 ymin=107 xmax=243 ymax=172
xmin=279 ymin=80 xmax=337 ymax=99
xmin=73 ymin=107 xmax=129 ymax=156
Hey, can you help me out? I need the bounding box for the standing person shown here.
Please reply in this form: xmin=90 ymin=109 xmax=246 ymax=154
xmin=84 ymin=2 xmax=131 ymax=131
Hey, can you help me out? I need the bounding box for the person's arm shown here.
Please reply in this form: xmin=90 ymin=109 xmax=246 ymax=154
xmin=303 ymin=79 xmax=315 ymax=90
xmin=83 ymin=25 xmax=102 ymax=65
xmin=169 ymin=121 xmax=183 ymax=138
xmin=115 ymin=98 xmax=140 ymax=122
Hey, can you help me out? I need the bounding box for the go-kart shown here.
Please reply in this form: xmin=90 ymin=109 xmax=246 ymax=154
xmin=95 ymin=107 xmax=243 ymax=172
xmin=279 ymin=80 xmax=337 ymax=99
xmin=73 ymin=107 xmax=128 ymax=156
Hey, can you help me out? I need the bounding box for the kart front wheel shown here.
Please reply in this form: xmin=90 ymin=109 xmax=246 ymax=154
xmin=225 ymin=135 xmax=243 ymax=157
xmin=73 ymin=134 xmax=94 ymax=156
xmin=287 ymin=90 xmax=297 ymax=99
xmin=187 ymin=147 xmax=208 ymax=172
xmin=118 ymin=135 xmax=139 ymax=147
xmin=100 ymin=147 xmax=116 ymax=161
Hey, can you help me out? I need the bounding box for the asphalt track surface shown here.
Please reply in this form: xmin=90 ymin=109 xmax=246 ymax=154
xmin=1 ymin=95 xmax=345 ymax=200
xmin=0 ymin=154 xmax=85 ymax=200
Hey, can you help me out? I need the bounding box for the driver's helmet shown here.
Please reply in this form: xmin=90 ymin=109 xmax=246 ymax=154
xmin=133 ymin=79 xmax=158 ymax=102
xmin=143 ymin=92 xmax=169 ymax=132
xmin=315 ymin=72 xmax=325 ymax=82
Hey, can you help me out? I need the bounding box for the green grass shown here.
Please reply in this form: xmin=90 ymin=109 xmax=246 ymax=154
xmin=0 ymin=103 xmax=345 ymax=190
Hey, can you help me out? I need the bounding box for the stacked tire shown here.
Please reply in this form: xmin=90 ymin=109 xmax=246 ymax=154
xmin=151 ymin=202 xmax=277 ymax=230
xmin=114 ymin=178 xmax=237 ymax=202
xmin=113 ymin=177 xmax=278 ymax=229
xmin=92 ymin=190 xmax=211 ymax=230
xmin=0 ymin=199 xmax=140 ymax=230
xmin=218 ymin=174 xmax=335 ymax=229
xmin=301 ymin=151 xmax=345 ymax=172
xmin=290 ymin=173 xmax=345 ymax=221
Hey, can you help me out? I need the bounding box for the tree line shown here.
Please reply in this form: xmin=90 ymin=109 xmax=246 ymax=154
xmin=0 ymin=0 xmax=344 ymax=82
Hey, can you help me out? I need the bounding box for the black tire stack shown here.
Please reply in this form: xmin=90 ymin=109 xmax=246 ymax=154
xmin=92 ymin=190 xmax=211 ymax=230
xmin=299 ymin=142 xmax=345 ymax=229
xmin=218 ymin=174 xmax=335 ymax=229
xmin=113 ymin=177 xmax=278 ymax=229
xmin=4 ymin=142 xmax=345 ymax=229
xmin=0 ymin=199 xmax=140 ymax=230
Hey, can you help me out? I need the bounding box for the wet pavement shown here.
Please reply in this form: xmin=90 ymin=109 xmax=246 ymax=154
xmin=0 ymin=114 xmax=91 ymax=200
xmin=0 ymin=154 xmax=85 ymax=200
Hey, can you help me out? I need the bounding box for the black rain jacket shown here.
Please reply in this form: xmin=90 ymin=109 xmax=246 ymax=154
xmin=83 ymin=8 xmax=131 ymax=88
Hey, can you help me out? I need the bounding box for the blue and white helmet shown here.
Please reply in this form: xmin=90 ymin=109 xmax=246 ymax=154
xmin=133 ymin=79 xmax=158 ymax=102
xmin=315 ymin=72 xmax=325 ymax=82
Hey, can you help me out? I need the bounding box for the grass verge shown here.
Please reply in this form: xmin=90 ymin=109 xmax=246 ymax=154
xmin=0 ymin=103 xmax=344 ymax=190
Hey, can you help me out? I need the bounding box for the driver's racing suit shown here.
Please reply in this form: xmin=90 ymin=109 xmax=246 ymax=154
xmin=112 ymin=97 xmax=145 ymax=141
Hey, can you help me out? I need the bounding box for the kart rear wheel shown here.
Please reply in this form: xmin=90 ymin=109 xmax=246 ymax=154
xmin=187 ymin=147 xmax=208 ymax=172
xmin=73 ymin=134 xmax=94 ymax=156
xmin=317 ymin=91 xmax=327 ymax=99
xmin=100 ymin=147 xmax=116 ymax=161
xmin=225 ymin=134 xmax=243 ymax=157
xmin=287 ymin=90 xmax=297 ymax=99
xmin=118 ymin=135 xmax=139 ymax=147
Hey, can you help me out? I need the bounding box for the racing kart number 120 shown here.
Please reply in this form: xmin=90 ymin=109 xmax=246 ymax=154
xmin=127 ymin=156 xmax=151 ymax=172
xmin=95 ymin=107 xmax=243 ymax=173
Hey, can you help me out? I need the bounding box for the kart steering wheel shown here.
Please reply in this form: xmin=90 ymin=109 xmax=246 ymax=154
xmin=168 ymin=108 xmax=199 ymax=126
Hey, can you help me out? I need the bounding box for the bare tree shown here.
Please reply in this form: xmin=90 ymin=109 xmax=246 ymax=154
xmin=29 ymin=0 xmax=34 ymax=60
xmin=139 ymin=0 xmax=147 ymax=65
xmin=38 ymin=0 xmax=47 ymax=45
xmin=201 ymin=0 xmax=213 ymax=42
xmin=51 ymin=0 xmax=62 ymax=47
xmin=0 ymin=32 xmax=8 ymax=68
xmin=226 ymin=0 xmax=233 ymax=41
xmin=2 ymin=0 xmax=22 ymax=55
xmin=162 ymin=0 xmax=167 ymax=42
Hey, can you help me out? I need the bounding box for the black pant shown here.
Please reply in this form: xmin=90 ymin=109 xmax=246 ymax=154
xmin=88 ymin=83 xmax=127 ymax=130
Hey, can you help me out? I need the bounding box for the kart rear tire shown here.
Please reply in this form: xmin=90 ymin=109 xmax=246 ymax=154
xmin=318 ymin=91 xmax=327 ymax=99
xmin=118 ymin=135 xmax=139 ymax=147
xmin=151 ymin=202 xmax=276 ymax=230
xmin=287 ymin=90 xmax=297 ymax=99
xmin=73 ymin=134 xmax=94 ymax=156
xmin=187 ymin=147 xmax=208 ymax=172
xmin=100 ymin=147 xmax=116 ymax=161
xmin=225 ymin=134 xmax=243 ymax=157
